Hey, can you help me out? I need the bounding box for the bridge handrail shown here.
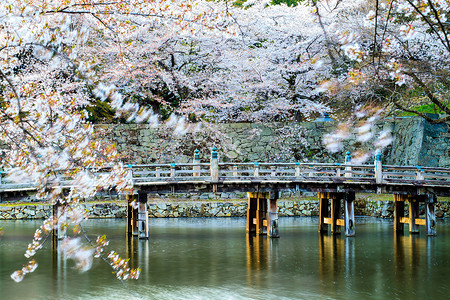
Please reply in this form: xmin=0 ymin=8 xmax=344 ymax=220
xmin=1 ymin=149 xmax=450 ymax=194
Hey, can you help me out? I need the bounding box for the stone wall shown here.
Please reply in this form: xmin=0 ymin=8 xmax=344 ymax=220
xmin=2 ymin=200 xmax=450 ymax=220
xmin=388 ymin=117 xmax=450 ymax=167
xmin=103 ymin=117 xmax=449 ymax=167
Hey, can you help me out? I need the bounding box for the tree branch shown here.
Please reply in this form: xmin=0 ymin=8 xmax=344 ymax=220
xmin=404 ymin=0 xmax=450 ymax=52
xmin=404 ymin=71 xmax=450 ymax=114
xmin=393 ymin=100 xmax=450 ymax=123
xmin=426 ymin=0 xmax=450 ymax=51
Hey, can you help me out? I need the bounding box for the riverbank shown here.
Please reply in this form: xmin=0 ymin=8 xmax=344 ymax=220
xmin=1 ymin=194 xmax=449 ymax=220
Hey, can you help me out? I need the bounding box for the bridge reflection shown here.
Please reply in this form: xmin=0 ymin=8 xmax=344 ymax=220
xmin=394 ymin=233 xmax=434 ymax=278
xmin=316 ymin=232 xmax=435 ymax=293
xmin=318 ymin=233 xmax=355 ymax=284
xmin=126 ymin=237 xmax=150 ymax=279
xmin=245 ymin=234 xmax=279 ymax=287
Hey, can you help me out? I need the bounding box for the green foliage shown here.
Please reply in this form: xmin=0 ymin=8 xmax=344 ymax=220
xmin=85 ymin=100 xmax=117 ymax=123
xmin=232 ymin=0 xmax=303 ymax=8
xmin=399 ymin=103 xmax=450 ymax=116
xmin=270 ymin=0 xmax=302 ymax=7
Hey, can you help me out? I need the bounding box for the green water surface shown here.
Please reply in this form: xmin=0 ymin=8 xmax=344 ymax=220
xmin=1 ymin=217 xmax=449 ymax=299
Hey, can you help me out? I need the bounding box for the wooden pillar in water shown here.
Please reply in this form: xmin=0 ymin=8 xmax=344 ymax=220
xmin=394 ymin=193 xmax=435 ymax=235
xmin=137 ymin=192 xmax=149 ymax=239
xmin=409 ymin=197 xmax=420 ymax=234
xmin=393 ymin=194 xmax=405 ymax=233
xmin=345 ymin=191 xmax=355 ymax=237
xmin=319 ymin=192 xmax=348 ymax=235
xmin=126 ymin=194 xmax=138 ymax=237
xmin=267 ymin=190 xmax=279 ymax=238
xmin=256 ymin=192 xmax=268 ymax=235
xmin=318 ymin=192 xmax=329 ymax=233
xmin=331 ymin=196 xmax=341 ymax=234
xmin=426 ymin=194 xmax=437 ymax=236
xmin=247 ymin=192 xmax=270 ymax=236
xmin=246 ymin=192 xmax=257 ymax=233
xmin=52 ymin=201 xmax=67 ymax=240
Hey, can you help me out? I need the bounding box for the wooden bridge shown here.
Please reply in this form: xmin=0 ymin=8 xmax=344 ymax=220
xmin=1 ymin=148 xmax=450 ymax=239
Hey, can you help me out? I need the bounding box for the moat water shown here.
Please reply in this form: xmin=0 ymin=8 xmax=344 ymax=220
xmin=1 ymin=217 xmax=450 ymax=299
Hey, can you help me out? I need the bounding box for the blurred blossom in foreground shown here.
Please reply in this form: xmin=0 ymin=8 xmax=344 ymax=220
xmin=323 ymin=107 xmax=393 ymax=162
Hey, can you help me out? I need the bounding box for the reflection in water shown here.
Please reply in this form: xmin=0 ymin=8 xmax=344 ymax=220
xmin=394 ymin=233 xmax=433 ymax=286
xmin=318 ymin=234 xmax=352 ymax=284
xmin=126 ymin=237 xmax=150 ymax=283
xmin=52 ymin=240 xmax=68 ymax=297
xmin=1 ymin=218 xmax=450 ymax=299
xmin=245 ymin=234 xmax=279 ymax=288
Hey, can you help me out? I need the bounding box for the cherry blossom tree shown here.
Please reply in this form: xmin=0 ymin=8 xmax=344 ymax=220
xmin=0 ymin=0 xmax=333 ymax=284
xmin=313 ymin=0 xmax=449 ymax=123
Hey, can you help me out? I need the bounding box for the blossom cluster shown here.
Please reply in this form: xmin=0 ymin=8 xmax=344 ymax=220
xmin=11 ymin=260 xmax=38 ymax=283
xmin=24 ymin=216 xmax=56 ymax=259
xmin=94 ymin=235 xmax=110 ymax=258
xmin=107 ymin=251 xmax=141 ymax=280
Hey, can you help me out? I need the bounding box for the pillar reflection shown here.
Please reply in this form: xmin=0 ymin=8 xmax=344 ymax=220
xmin=52 ymin=240 xmax=67 ymax=298
xmin=246 ymin=233 xmax=278 ymax=287
xmin=394 ymin=233 xmax=430 ymax=278
xmin=126 ymin=236 xmax=150 ymax=282
xmin=318 ymin=233 xmax=353 ymax=284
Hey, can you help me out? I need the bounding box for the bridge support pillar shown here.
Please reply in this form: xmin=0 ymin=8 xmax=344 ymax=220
xmin=426 ymin=194 xmax=437 ymax=236
xmin=318 ymin=193 xmax=329 ymax=233
xmin=246 ymin=192 xmax=271 ymax=236
xmin=126 ymin=194 xmax=139 ymax=237
xmin=394 ymin=194 xmax=405 ymax=233
xmin=267 ymin=191 xmax=279 ymax=238
xmin=137 ymin=192 xmax=149 ymax=239
xmin=344 ymin=192 xmax=355 ymax=237
xmin=319 ymin=192 xmax=349 ymax=235
xmin=409 ymin=197 xmax=420 ymax=234
xmin=52 ymin=201 xmax=67 ymax=241
xmin=393 ymin=194 xmax=436 ymax=235
xmin=331 ymin=197 xmax=341 ymax=234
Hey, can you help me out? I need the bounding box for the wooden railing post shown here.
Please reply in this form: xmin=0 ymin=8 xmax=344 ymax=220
xmin=295 ymin=162 xmax=301 ymax=177
xmin=193 ymin=149 xmax=200 ymax=177
xmin=271 ymin=166 xmax=276 ymax=177
xmin=233 ymin=165 xmax=238 ymax=177
xmin=210 ymin=147 xmax=219 ymax=182
xmin=155 ymin=167 xmax=160 ymax=178
xmin=254 ymin=162 xmax=259 ymax=177
xmin=374 ymin=149 xmax=382 ymax=184
xmin=170 ymin=163 xmax=176 ymax=179
xmin=345 ymin=151 xmax=352 ymax=178
xmin=416 ymin=166 xmax=424 ymax=180
xmin=128 ymin=164 xmax=133 ymax=182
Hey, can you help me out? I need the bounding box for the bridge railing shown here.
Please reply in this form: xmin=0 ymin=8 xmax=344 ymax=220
xmin=382 ymin=165 xmax=450 ymax=182
xmin=1 ymin=149 xmax=450 ymax=193
xmin=130 ymin=163 xmax=212 ymax=183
